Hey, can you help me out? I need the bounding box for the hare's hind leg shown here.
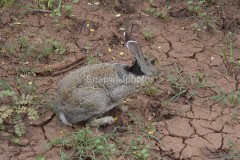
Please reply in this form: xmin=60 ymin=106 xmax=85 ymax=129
xmin=87 ymin=102 xmax=127 ymax=127
xmin=87 ymin=102 xmax=119 ymax=127
xmin=88 ymin=116 xmax=116 ymax=127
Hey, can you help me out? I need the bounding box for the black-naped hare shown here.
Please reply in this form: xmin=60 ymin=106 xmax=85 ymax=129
xmin=55 ymin=32 xmax=159 ymax=126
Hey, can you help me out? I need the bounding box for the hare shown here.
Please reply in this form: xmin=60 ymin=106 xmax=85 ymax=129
xmin=55 ymin=32 xmax=159 ymax=126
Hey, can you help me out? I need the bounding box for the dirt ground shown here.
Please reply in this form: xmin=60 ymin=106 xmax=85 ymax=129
xmin=0 ymin=0 xmax=240 ymax=159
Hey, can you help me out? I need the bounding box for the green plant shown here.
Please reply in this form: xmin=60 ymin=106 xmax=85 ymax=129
xmin=126 ymin=138 xmax=150 ymax=160
xmin=0 ymin=36 xmax=67 ymax=63
xmin=144 ymin=6 xmax=171 ymax=19
xmin=35 ymin=0 xmax=59 ymax=9
xmin=211 ymin=90 xmax=240 ymax=120
xmin=126 ymin=114 xmax=157 ymax=137
xmin=113 ymin=114 xmax=159 ymax=160
xmin=201 ymin=16 xmax=216 ymax=31
xmin=46 ymin=0 xmax=57 ymax=8
xmin=17 ymin=36 xmax=29 ymax=48
xmin=39 ymin=39 xmax=53 ymax=59
xmin=35 ymin=155 xmax=46 ymax=160
xmin=187 ymin=0 xmax=213 ymax=15
xmin=62 ymin=5 xmax=73 ymax=17
xmin=187 ymin=0 xmax=202 ymax=14
xmin=147 ymin=0 xmax=155 ymax=3
xmin=0 ymin=0 xmax=15 ymax=8
xmin=32 ymin=38 xmax=67 ymax=62
xmin=142 ymin=29 xmax=154 ymax=41
xmin=0 ymin=79 xmax=12 ymax=90
xmin=155 ymin=7 xmax=171 ymax=19
xmin=223 ymin=32 xmax=237 ymax=45
xmin=143 ymin=80 xmax=158 ymax=96
xmin=199 ymin=0 xmax=216 ymax=4
xmin=167 ymin=67 xmax=206 ymax=102
xmin=114 ymin=137 xmax=150 ymax=160
xmin=72 ymin=0 xmax=80 ymax=3
xmin=193 ymin=24 xmax=201 ymax=32
xmin=50 ymin=127 xmax=117 ymax=160
xmin=49 ymin=39 xmax=66 ymax=56
xmin=0 ymin=37 xmax=42 ymax=61
xmin=224 ymin=139 xmax=240 ymax=160
xmin=17 ymin=67 xmax=37 ymax=77
xmin=0 ymin=81 xmax=39 ymax=137
xmin=51 ymin=8 xmax=61 ymax=16
xmin=86 ymin=55 xmax=97 ymax=64
xmin=16 ymin=77 xmax=38 ymax=97
xmin=0 ymin=36 xmax=32 ymax=60
xmin=44 ymin=0 xmax=63 ymax=31
xmin=143 ymin=86 xmax=158 ymax=96
xmin=0 ymin=41 xmax=16 ymax=58
xmin=221 ymin=33 xmax=240 ymax=78
xmin=144 ymin=7 xmax=155 ymax=14
xmin=16 ymin=36 xmax=33 ymax=60
xmin=187 ymin=0 xmax=216 ymax=31
xmin=52 ymin=18 xmax=64 ymax=32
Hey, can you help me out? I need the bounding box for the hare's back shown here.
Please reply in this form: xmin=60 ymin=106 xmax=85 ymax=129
xmin=57 ymin=63 xmax=128 ymax=93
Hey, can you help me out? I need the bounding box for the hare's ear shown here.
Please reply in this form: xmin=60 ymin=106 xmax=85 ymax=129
xmin=124 ymin=32 xmax=133 ymax=43
xmin=124 ymin=32 xmax=145 ymax=60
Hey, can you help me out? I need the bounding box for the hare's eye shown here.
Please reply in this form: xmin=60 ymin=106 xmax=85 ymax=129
xmin=150 ymin=59 xmax=156 ymax=65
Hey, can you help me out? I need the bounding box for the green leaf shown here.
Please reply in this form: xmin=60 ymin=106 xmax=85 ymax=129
xmin=0 ymin=90 xmax=15 ymax=98
xmin=0 ymin=80 xmax=12 ymax=90
xmin=72 ymin=0 xmax=80 ymax=3
xmin=14 ymin=123 xmax=26 ymax=137
xmin=1 ymin=113 xmax=9 ymax=119
xmin=5 ymin=109 xmax=13 ymax=114
xmin=26 ymin=94 xmax=33 ymax=101
xmin=0 ymin=105 xmax=8 ymax=112
xmin=12 ymin=138 xmax=20 ymax=144
xmin=21 ymin=93 xmax=26 ymax=100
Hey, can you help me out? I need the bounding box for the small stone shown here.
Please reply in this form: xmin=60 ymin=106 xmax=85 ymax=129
xmin=119 ymin=52 xmax=124 ymax=55
xmin=119 ymin=27 xmax=125 ymax=31
xmin=20 ymin=75 xmax=26 ymax=78
xmin=115 ymin=14 xmax=121 ymax=17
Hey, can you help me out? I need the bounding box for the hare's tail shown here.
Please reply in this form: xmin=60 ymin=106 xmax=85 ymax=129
xmin=59 ymin=112 xmax=73 ymax=126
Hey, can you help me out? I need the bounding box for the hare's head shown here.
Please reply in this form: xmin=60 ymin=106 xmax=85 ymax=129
xmin=142 ymin=56 xmax=159 ymax=76
xmin=124 ymin=32 xmax=159 ymax=76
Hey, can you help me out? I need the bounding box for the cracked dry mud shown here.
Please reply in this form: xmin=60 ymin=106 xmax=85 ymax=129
xmin=0 ymin=0 xmax=240 ymax=159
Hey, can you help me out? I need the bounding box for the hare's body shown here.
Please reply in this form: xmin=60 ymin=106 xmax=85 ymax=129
xmin=56 ymin=63 xmax=145 ymax=125
xmin=56 ymin=32 xmax=159 ymax=126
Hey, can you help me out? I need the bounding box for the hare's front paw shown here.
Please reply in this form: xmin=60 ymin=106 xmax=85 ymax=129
xmin=88 ymin=116 xmax=116 ymax=127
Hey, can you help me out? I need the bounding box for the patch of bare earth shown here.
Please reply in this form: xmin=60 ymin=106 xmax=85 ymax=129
xmin=0 ymin=0 xmax=240 ymax=159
